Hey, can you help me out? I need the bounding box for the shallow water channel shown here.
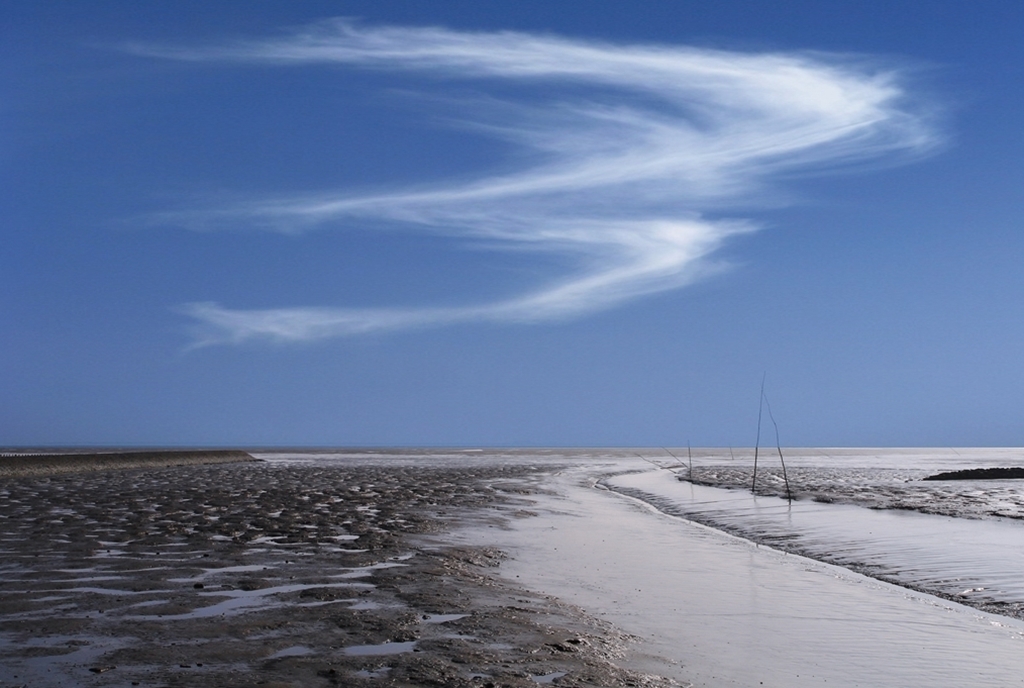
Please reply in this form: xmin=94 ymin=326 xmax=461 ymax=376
xmin=611 ymin=469 xmax=1024 ymax=609
xmin=457 ymin=465 xmax=1024 ymax=687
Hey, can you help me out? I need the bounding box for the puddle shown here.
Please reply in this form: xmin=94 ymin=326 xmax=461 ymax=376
xmin=65 ymin=586 xmax=172 ymax=596
xmin=533 ymin=671 xmax=567 ymax=684
xmin=127 ymin=599 xmax=170 ymax=609
xmin=168 ymin=563 xmax=274 ymax=582
xmin=296 ymin=599 xmax=350 ymax=608
xmin=331 ymin=562 xmax=408 ymax=579
xmin=57 ymin=567 xmax=101 ymax=573
xmin=423 ymin=613 xmax=468 ymax=624
xmin=126 ymin=582 xmax=373 ymax=620
xmin=267 ymin=645 xmax=314 ymax=659
xmin=51 ymin=575 xmax=125 ymax=583
xmin=0 ymin=634 xmax=128 ymax=686
xmin=346 ymin=599 xmax=391 ymax=610
xmin=343 ymin=641 xmax=417 ymax=656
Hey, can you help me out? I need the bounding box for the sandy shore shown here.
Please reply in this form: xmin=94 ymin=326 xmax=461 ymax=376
xmin=0 ymin=457 xmax=680 ymax=687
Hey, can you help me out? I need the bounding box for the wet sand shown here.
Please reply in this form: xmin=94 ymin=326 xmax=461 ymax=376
xmin=0 ymin=456 xmax=679 ymax=687
xmin=9 ymin=449 xmax=1024 ymax=687
xmin=459 ymin=465 xmax=1024 ymax=687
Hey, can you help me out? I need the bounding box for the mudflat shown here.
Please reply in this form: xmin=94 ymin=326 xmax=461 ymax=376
xmin=0 ymin=450 xmax=259 ymax=479
xmin=0 ymin=457 xmax=678 ymax=687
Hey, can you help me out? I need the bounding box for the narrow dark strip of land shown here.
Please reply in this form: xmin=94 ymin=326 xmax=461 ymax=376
xmin=0 ymin=450 xmax=258 ymax=478
xmin=923 ymin=467 xmax=1024 ymax=481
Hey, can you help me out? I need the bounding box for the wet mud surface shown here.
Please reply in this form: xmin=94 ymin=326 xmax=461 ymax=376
xmin=678 ymin=464 xmax=1024 ymax=520
xmin=608 ymin=464 xmax=1024 ymax=622
xmin=923 ymin=467 xmax=1024 ymax=481
xmin=0 ymin=451 xmax=258 ymax=479
xmin=0 ymin=461 xmax=680 ymax=687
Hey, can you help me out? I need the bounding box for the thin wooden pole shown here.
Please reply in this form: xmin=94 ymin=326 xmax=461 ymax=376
xmin=662 ymin=447 xmax=685 ymax=473
xmin=762 ymin=393 xmax=793 ymax=503
xmin=752 ymin=373 xmax=766 ymax=493
xmin=636 ymin=453 xmax=670 ymax=472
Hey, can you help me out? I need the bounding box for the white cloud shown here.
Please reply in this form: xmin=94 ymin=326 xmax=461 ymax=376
xmin=130 ymin=21 xmax=937 ymax=345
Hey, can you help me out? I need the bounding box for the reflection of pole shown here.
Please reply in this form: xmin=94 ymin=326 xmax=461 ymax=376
xmin=752 ymin=373 xmax=765 ymax=493
xmin=763 ymin=393 xmax=793 ymax=503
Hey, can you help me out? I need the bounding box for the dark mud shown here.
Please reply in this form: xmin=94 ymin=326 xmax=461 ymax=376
xmin=923 ymin=467 xmax=1024 ymax=481
xmin=677 ymin=464 xmax=1024 ymax=520
xmin=0 ymin=451 xmax=258 ymax=478
xmin=0 ymin=461 xmax=680 ymax=687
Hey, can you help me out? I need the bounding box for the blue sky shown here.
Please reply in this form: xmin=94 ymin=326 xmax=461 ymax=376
xmin=4 ymin=1 xmax=1024 ymax=447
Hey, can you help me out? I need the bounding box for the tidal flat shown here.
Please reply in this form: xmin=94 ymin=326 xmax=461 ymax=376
xmin=0 ymin=455 xmax=676 ymax=688
xmin=5 ymin=448 xmax=1024 ymax=687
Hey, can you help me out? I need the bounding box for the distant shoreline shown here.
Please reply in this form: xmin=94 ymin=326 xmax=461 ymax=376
xmin=0 ymin=450 xmax=259 ymax=478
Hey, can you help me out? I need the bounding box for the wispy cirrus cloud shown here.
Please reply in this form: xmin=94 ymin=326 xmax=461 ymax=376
xmin=128 ymin=21 xmax=938 ymax=345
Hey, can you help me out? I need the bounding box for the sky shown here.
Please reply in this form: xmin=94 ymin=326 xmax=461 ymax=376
xmin=3 ymin=1 xmax=1024 ymax=448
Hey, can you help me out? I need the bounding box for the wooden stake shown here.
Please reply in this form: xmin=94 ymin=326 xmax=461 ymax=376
xmin=662 ymin=447 xmax=686 ymax=473
xmin=752 ymin=373 xmax=766 ymax=493
xmin=762 ymin=393 xmax=793 ymax=503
